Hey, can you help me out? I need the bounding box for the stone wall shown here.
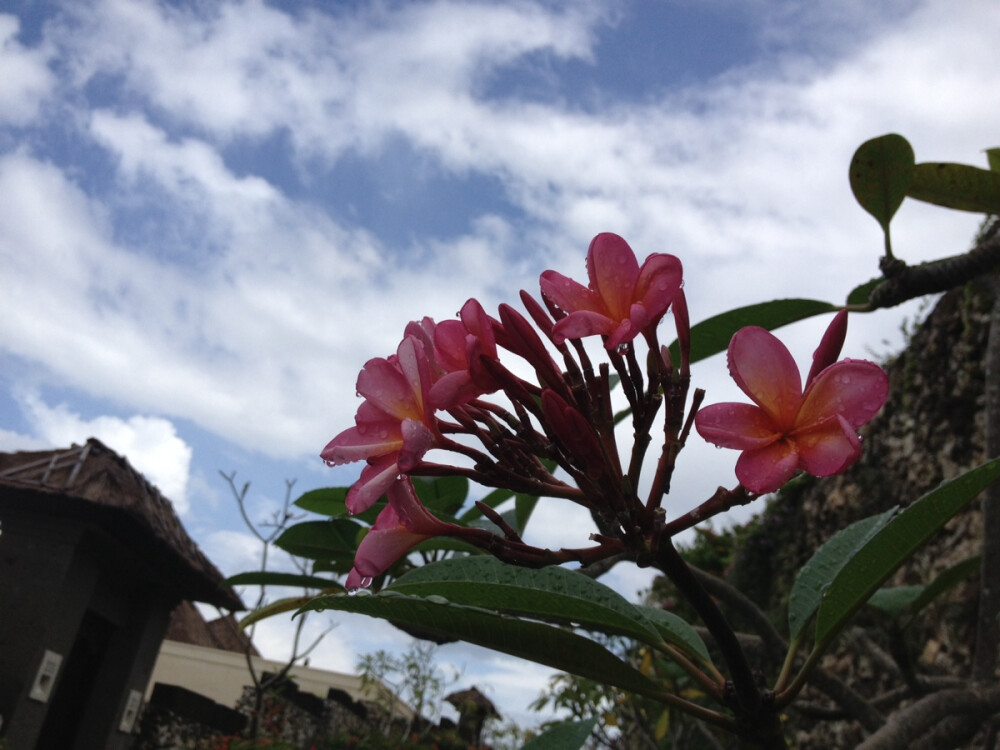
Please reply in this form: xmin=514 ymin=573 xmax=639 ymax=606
xmin=133 ymin=679 xmax=387 ymax=749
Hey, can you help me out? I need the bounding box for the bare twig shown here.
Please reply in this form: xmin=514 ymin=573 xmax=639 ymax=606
xmin=220 ymin=472 xmax=333 ymax=737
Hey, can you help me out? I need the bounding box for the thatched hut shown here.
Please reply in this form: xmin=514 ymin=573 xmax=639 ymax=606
xmin=0 ymin=438 xmax=242 ymax=749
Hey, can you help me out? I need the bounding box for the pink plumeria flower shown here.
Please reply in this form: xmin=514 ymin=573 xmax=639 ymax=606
xmin=321 ymin=336 xmax=438 ymax=513
xmin=540 ymin=233 xmax=683 ymax=349
xmin=347 ymin=479 xmax=468 ymax=587
xmin=425 ymin=299 xmax=501 ymax=409
xmin=695 ymin=312 xmax=888 ymax=494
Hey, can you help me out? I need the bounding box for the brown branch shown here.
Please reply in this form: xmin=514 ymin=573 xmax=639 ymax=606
xmin=856 ymin=687 xmax=1000 ymax=750
xmin=868 ymin=226 xmax=1000 ymax=310
xmin=869 ymin=676 xmax=965 ymax=711
xmin=653 ymin=543 xmax=767 ymax=728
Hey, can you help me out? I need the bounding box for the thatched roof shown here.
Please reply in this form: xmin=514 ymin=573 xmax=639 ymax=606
xmin=166 ymin=600 xmax=259 ymax=655
xmin=0 ymin=438 xmax=243 ymax=610
xmin=445 ymin=687 xmax=500 ymax=719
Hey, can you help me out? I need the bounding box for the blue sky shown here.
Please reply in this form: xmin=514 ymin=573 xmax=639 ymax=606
xmin=1 ymin=0 xmax=998 ymax=728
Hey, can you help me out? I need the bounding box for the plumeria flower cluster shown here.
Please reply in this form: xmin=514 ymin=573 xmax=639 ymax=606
xmin=323 ymin=233 xmax=888 ymax=588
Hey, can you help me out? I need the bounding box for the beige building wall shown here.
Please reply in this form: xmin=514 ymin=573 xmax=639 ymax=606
xmin=145 ymin=640 xmax=411 ymax=718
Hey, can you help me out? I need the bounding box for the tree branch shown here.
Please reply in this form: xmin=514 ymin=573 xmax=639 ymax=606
xmin=856 ymin=687 xmax=1000 ymax=750
xmin=867 ymin=225 xmax=1000 ymax=310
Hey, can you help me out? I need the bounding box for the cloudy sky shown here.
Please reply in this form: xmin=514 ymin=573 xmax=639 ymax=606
xmin=1 ymin=0 xmax=998 ymax=728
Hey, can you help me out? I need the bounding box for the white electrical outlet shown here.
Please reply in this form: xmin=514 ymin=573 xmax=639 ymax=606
xmin=28 ymin=651 xmax=63 ymax=702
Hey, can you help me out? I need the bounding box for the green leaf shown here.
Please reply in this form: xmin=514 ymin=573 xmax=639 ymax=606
xmin=295 ymin=486 xmax=387 ymax=525
xmin=788 ymin=508 xmax=897 ymax=640
xmin=815 ymin=458 xmax=1000 ymax=645
xmin=846 ymin=278 xmax=882 ymax=307
xmin=667 ymin=298 xmax=838 ymax=365
xmin=514 ymin=493 xmax=541 ymax=533
xmin=987 ymin=148 xmax=1000 ymax=174
xmin=902 ymin=555 xmax=981 ymax=626
xmin=867 ymin=557 xmax=982 ymax=621
xmin=295 ymin=486 xmax=350 ymax=516
xmin=521 ymin=718 xmax=598 ymax=750
xmin=385 ymin=557 xmax=667 ymax=649
xmin=413 ymin=475 xmax=469 ymax=516
xmin=633 ymin=605 xmax=712 ymax=663
xmin=459 ymin=486 xmax=516 ymax=522
xmin=908 ymin=162 xmax=1000 ymax=214
xmin=849 ymin=133 xmax=915 ymax=230
xmin=866 ymin=585 xmax=923 ymax=618
xmin=240 ymin=595 xmax=315 ymax=629
xmin=300 ymin=592 xmax=662 ymax=698
xmin=868 ymin=555 xmax=982 ymax=625
xmin=223 ymin=571 xmax=343 ymax=591
xmin=409 ymin=536 xmax=484 ymax=556
xmin=274 ymin=519 xmax=364 ymax=564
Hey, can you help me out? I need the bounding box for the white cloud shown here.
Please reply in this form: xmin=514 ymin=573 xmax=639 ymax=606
xmin=0 ymin=14 xmax=54 ymax=126
xmin=200 ymin=528 xmax=268 ymax=576
xmin=55 ymin=0 xmax=605 ymax=156
xmin=0 ymin=0 xmax=993 ymax=560
xmin=0 ymin=426 xmax=50 ymax=453
xmin=17 ymin=391 xmax=193 ymax=514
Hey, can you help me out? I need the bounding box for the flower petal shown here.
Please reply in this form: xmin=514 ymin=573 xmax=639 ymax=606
xmin=633 ymin=253 xmax=683 ymax=322
xmin=345 ymin=567 xmax=368 ymax=589
xmin=540 ymin=270 xmax=604 ymax=316
xmin=320 ymin=419 xmax=402 ymax=465
xmin=587 ymin=233 xmax=639 ymax=320
xmin=387 ymin=479 xmax=451 ymax=535
xmin=459 ymin=298 xmax=498 ymax=358
xmin=551 ymin=310 xmax=616 ymax=344
xmin=798 ymin=359 xmax=889 ymax=429
xmin=352 ymin=503 xmax=426 ymax=578
xmin=795 ymin=414 xmax=862 ymax=476
xmin=397 ymin=417 xmax=435 ymax=471
xmin=805 ymin=310 xmax=848 ymax=387
xmin=351 ymin=480 xmax=456 ymax=578
xmin=345 ymin=454 xmax=399 ymax=514
xmin=728 ymin=326 xmax=802 ymax=426
xmin=394 ymin=335 xmax=433 ymax=414
xmin=433 ymin=319 xmax=470 ymax=372
xmin=695 ymin=403 xmax=781 ymax=450
xmin=356 ymin=356 xmax=416 ymax=420
xmin=736 ymin=440 xmax=800 ymax=494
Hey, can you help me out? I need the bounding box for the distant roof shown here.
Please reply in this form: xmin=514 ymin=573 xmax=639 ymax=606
xmin=445 ymin=687 xmax=500 ymax=719
xmin=0 ymin=437 xmax=243 ymax=610
xmin=166 ymin=600 xmax=259 ymax=656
